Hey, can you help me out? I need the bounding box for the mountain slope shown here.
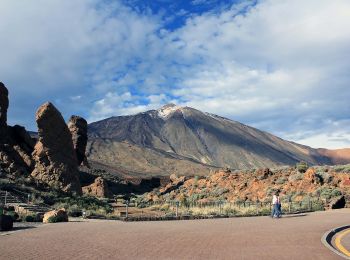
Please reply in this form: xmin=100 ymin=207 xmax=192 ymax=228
xmin=87 ymin=104 xmax=347 ymax=177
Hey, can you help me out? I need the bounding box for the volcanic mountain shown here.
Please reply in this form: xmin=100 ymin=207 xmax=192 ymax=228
xmin=87 ymin=104 xmax=350 ymax=177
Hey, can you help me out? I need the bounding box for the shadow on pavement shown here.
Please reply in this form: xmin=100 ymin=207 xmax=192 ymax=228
xmin=281 ymin=214 xmax=307 ymax=218
xmin=12 ymin=225 xmax=39 ymax=231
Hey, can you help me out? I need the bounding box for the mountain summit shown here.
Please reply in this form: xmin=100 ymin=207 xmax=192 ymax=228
xmin=87 ymin=105 xmax=350 ymax=177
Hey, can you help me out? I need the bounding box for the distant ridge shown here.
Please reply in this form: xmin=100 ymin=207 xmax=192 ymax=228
xmin=87 ymin=104 xmax=350 ymax=177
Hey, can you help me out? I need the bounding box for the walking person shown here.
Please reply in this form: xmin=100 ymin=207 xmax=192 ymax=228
xmin=271 ymin=191 xmax=281 ymax=218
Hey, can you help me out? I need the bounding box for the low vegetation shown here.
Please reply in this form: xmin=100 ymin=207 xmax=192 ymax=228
xmin=52 ymin=196 xmax=113 ymax=217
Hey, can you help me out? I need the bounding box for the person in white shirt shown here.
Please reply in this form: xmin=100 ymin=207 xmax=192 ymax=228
xmin=271 ymin=191 xmax=281 ymax=218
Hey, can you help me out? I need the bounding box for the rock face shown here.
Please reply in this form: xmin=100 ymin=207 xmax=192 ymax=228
xmin=68 ymin=115 xmax=88 ymax=166
xmin=0 ymin=83 xmax=34 ymax=176
xmin=82 ymin=177 xmax=111 ymax=198
xmin=43 ymin=208 xmax=68 ymax=223
xmin=160 ymin=174 xmax=186 ymax=195
xmin=0 ymin=82 xmax=9 ymax=127
xmin=31 ymin=102 xmax=82 ymax=194
xmin=328 ymin=196 xmax=346 ymax=209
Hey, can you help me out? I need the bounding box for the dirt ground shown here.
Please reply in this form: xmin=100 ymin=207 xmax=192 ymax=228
xmin=1 ymin=209 xmax=350 ymax=260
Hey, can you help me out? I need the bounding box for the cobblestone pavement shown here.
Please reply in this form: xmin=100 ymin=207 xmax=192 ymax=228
xmin=1 ymin=209 xmax=350 ymax=260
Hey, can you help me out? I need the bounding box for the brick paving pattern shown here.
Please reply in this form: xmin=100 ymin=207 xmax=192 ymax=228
xmin=1 ymin=209 xmax=350 ymax=259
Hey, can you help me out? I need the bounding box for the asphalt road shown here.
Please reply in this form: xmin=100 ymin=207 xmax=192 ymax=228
xmin=1 ymin=209 xmax=350 ymax=260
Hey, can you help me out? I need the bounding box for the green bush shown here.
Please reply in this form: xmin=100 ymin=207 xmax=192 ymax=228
xmin=6 ymin=211 xmax=19 ymax=222
xmin=47 ymin=214 xmax=67 ymax=223
xmin=333 ymin=164 xmax=350 ymax=173
xmin=288 ymin=173 xmax=304 ymax=182
xmin=296 ymin=161 xmax=309 ymax=173
xmin=316 ymin=187 xmax=342 ymax=200
xmin=53 ymin=196 xmax=113 ymax=216
xmin=193 ymin=176 xmax=199 ymax=188
xmin=24 ymin=215 xmax=36 ymax=222
xmin=276 ymin=177 xmax=288 ymax=185
xmin=331 ymin=189 xmax=342 ymax=197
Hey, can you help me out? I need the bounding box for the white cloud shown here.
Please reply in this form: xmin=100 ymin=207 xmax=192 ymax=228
xmin=0 ymin=0 xmax=161 ymax=127
xmin=1 ymin=0 xmax=350 ymax=149
xmin=161 ymin=0 xmax=350 ymax=148
xmin=89 ymin=92 xmax=171 ymax=122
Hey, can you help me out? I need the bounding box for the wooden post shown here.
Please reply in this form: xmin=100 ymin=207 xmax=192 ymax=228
xmin=308 ymin=198 xmax=311 ymax=211
xmin=176 ymin=201 xmax=179 ymax=217
xmin=125 ymin=200 xmax=129 ymax=218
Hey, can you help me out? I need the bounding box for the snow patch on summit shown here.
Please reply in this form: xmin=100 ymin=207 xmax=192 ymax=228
xmin=157 ymin=104 xmax=182 ymax=119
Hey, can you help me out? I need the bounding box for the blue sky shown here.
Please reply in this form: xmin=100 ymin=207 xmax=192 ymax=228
xmin=1 ymin=0 xmax=350 ymax=149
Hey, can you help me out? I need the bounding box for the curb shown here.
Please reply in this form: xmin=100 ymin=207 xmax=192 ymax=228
xmin=321 ymin=225 xmax=350 ymax=259
xmin=121 ymin=212 xmax=308 ymax=222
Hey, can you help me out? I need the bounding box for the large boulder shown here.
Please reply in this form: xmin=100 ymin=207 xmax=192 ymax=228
xmin=0 ymin=82 xmax=9 ymax=127
xmin=0 ymin=214 xmax=13 ymax=231
xmin=31 ymin=102 xmax=82 ymax=194
xmin=43 ymin=209 xmax=68 ymax=223
xmin=82 ymin=177 xmax=111 ymax=198
xmin=328 ymin=195 xmax=346 ymax=209
xmin=68 ymin=115 xmax=88 ymax=166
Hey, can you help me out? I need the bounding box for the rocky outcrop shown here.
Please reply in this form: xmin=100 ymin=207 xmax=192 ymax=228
xmin=328 ymin=195 xmax=346 ymax=209
xmin=0 ymin=83 xmax=34 ymax=176
xmin=82 ymin=177 xmax=111 ymax=198
xmin=7 ymin=125 xmax=35 ymax=170
xmin=31 ymin=102 xmax=82 ymax=194
xmin=160 ymin=174 xmax=186 ymax=195
xmin=0 ymin=82 xmax=9 ymax=127
xmin=68 ymin=115 xmax=88 ymax=166
xmin=43 ymin=208 xmax=68 ymax=223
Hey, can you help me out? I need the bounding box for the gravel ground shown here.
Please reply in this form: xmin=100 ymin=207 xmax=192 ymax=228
xmin=1 ymin=210 xmax=349 ymax=260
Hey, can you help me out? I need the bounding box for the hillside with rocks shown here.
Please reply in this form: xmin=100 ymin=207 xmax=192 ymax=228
xmin=87 ymin=104 xmax=350 ymax=177
xmin=141 ymin=165 xmax=350 ymax=208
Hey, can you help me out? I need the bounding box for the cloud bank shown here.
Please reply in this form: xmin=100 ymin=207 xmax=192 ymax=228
xmin=0 ymin=0 xmax=349 ymax=149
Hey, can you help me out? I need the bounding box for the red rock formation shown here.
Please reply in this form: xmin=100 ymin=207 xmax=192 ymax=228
xmin=31 ymin=102 xmax=82 ymax=194
xmin=43 ymin=208 xmax=68 ymax=223
xmin=0 ymin=83 xmax=34 ymax=175
xmin=82 ymin=177 xmax=111 ymax=198
xmin=68 ymin=115 xmax=88 ymax=166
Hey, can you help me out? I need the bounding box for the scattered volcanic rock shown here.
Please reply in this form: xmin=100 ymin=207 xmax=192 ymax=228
xmin=31 ymin=102 xmax=82 ymax=194
xmin=145 ymin=167 xmax=349 ymax=205
xmin=43 ymin=208 xmax=68 ymax=224
xmin=0 ymin=82 xmax=9 ymax=127
xmin=68 ymin=115 xmax=89 ymax=166
xmin=82 ymin=177 xmax=111 ymax=198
